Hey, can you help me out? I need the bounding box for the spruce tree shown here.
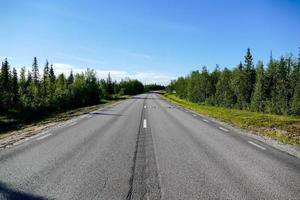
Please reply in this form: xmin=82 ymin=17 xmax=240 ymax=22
xmin=32 ymin=57 xmax=39 ymax=84
xmin=67 ymin=70 xmax=74 ymax=85
xmin=251 ymin=61 xmax=265 ymax=112
xmin=244 ymin=48 xmax=256 ymax=104
xmin=0 ymin=59 xmax=11 ymax=111
xmin=42 ymin=60 xmax=50 ymax=106
xmin=48 ymin=65 xmax=56 ymax=105
xmin=19 ymin=67 xmax=27 ymax=108
xmin=11 ymin=68 xmax=19 ymax=107
xmin=106 ymin=72 xmax=113 ymax=95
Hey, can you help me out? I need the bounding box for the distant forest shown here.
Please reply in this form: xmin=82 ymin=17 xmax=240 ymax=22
xmin=0 ymin=57 xmax=161 ymax=115
xmin=167 ymin=48 xmax=300 ymax=116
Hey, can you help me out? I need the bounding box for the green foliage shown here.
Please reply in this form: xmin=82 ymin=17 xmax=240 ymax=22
xmin=119 ymin=79 xmax=144 ymax=95
xmin=215 ymin=68 xmax=235 ymax=107
xmin=144 ymin=84 xmax=165 ymax=92
xmin=163 ymin=93 xmax=300 ymax=145
xmin=0 ymin=59 xmax=11 ymax=111
xmin=251 ymin=61 xmax=265 ymax=112
xmin=168 ymin=48 xmax=300 ymax=116
xmin=0 ymin=57 xmax=145 ymax=117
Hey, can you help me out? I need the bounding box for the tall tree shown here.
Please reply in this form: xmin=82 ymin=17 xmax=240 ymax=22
xmin=67 ymin=70 xmax=74 ymax=85
xmin=32 ymin=57 xmax=39 ymax=84
xmin=0 ymin=59 xmax=11 ymax=111
xmin=231 ymin=62 xmax=248 ymax=109
xmin=11 ymin=68 xmax=19 ymax=107
xmin=244 ymin=48 xmax=256 ymax=104
xmin=251 ymin=61 xmax=265 ymax=112
xmin=106 ymin=72 xmax=113 ymax=96
xmin=42 ymin=60 xmax=50 ymax=107
xmin=48 ymin=65 xmax=56 ymax=105
xmin=215 ymin=68 xmax=235 ymax=107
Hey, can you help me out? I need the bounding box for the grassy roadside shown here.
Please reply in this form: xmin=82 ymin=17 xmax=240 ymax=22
xmin=0 ymin=97 xmax=127 ymax=140
xmin=162 ymin=93 xmax=300 ymax=146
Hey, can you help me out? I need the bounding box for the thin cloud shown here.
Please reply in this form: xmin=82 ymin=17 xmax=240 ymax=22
xmin=115 ymin=49 xmax=153 ymax=60
xmin=56 ymin=53 xmax=106 ymax=65
xmin=52 ymin=63 xmax=175 ymax=85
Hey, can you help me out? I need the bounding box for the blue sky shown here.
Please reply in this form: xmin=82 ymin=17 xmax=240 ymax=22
xmin=1 ymin=0 xmax=300 ymax=84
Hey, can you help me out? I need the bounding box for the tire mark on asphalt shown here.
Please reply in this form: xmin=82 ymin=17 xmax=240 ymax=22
xmin=127 ymin=96 xmax=161 ymax=200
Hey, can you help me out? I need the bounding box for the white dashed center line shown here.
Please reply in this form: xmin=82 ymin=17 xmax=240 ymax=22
xmin=248 ymin=141 xmax=266 ymax=150
xmin=36 ymin=133 xmax=52 ymax=141
xmin=143 ymin=119 xmax=147 ymax=129
xmin=219 ymin=127 xmax=229 ymax=132
xmin=144 ymin=105 xmax=147 ymax=109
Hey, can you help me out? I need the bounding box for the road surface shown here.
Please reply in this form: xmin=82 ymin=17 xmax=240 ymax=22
xmin=0 ymin=93 xmax=299 ymax=199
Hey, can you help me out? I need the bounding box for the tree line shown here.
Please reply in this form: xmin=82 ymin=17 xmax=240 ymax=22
xmin=166 ymin=48 xmax=300 ymax=116
xmin=0 ymin=57 xmax=145 ymax=115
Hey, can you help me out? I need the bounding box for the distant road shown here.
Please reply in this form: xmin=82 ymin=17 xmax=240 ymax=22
xmin=0 ymin=93 xmax=299 ymax=199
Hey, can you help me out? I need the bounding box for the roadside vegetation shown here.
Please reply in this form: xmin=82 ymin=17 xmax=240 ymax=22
xmin=165 ymin=48 xmax=300 ymax=145
xmin=166 ymin=48 xmax=300 ymax=116
xmin=162 ymin=94 xmax=300 ymax=145
xmin=0 ymin=57 xmax=146 ymax=135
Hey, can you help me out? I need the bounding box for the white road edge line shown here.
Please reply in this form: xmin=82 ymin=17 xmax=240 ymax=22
xmin=192 ymin=114 xmax=197 ymax=117
xmin=219 ymin=127 xmax=229 ymax=132
xmin=144 ymin=105 xmax=147 ymax=109
xmin=202 ymin=119 xmax=209 ymax=123
xmin=185 ymin=110 xmax=189 ymax=113
xmin=248 ymin=141 xmax=266 ymax=150
xmin=36 ymin=133 xmax=52 ymax=141
xmin=143 ymin=119 xmax=147 ymax=129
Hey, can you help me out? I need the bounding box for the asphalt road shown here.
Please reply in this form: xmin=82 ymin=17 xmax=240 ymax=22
xmin=0 ymin=93 xmax=299 ymax=200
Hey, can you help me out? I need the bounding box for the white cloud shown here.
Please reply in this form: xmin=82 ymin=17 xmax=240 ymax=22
xmin=52 ymin=63 xmax=175 ymax=85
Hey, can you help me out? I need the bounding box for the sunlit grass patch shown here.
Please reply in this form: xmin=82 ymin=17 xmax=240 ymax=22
xmin=162 ymin=93 xmax=300 ymax=146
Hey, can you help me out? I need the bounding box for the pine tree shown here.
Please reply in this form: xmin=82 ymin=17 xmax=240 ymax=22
xmin=32 ymin=57 xmax=39 ymax=84
xmin=19 ymin=67 xmax=27 ymax=108
xmin=22 ymin=70 xmax=34 ymax=109
xmin=0 ymin=59 xmax=11 ymax=111
xmin=48 ymin=65 xmax=56 ymax=105
xmin=42 ymin=60 xmax=50 ymax=107
xmin=11 ymin=68 xmax=19 ymax=107
xmin=67 ymin=70 xmax=74 ymax=85
xmin=244 ymin=48 xmax=256 ymax=104
xmin=251 ymin=61 xmax=265 ymax=112
xmin=106 ymin=72 xmax=113 ymax=95
xmin=31 ymin=57 xmax=42 ymax=109
xmin=43 ymin=60 xmax=49 ymax=82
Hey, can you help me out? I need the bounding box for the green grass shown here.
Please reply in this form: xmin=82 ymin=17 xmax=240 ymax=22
xmin=0 ymin=97 xmax=127 ymax=139
xmin=162 ymin=93 xmax=300 ymax=146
